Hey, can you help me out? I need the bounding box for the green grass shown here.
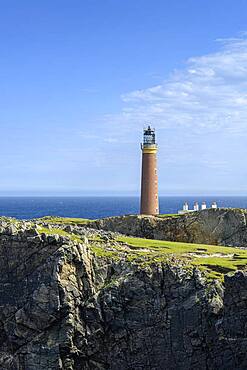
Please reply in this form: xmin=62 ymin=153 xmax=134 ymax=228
xmin=38 ymin=226 xmax=117 ymax=259
xmin=37 ymin=216 xmax=94 ymax=225
xmin=156 ymin=213 xmax=182 ymax=218
xmin=37 ymin=226 xmax=83 ymax=243
xmin=37 ymin=224 xmax=247 ymax=282
xmin=117 ymin=235 xmax=247 ymax=281
xmin=89 ymin=245 xmax=119 ymax=259
xmin=0 ymin=216 xmax=19 ymax=224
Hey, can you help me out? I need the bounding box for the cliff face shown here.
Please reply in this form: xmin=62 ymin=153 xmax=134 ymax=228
xmin=0 ymin=218 xmax=247 ymax=369
xmin=90 ymin=208 xmax=247 ymax=247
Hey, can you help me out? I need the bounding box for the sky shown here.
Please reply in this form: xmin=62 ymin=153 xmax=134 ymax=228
xmin=1 ymin=0 xmax=247 ymax=196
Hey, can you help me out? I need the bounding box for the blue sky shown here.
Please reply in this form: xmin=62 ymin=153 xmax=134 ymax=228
xmin=1 ymin=0 xmax=247 ymax=195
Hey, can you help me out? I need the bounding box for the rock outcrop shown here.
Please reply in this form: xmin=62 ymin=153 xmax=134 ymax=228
xmin=0 ymin=217 xmax=247 ymax=369
xmin=89 ymin=208 xmax=247 ymax=247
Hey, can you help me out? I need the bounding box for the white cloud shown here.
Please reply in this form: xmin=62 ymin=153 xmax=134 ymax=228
xmin=78 ymin=35 xmax=247 ymax=194
xmin=113 ymin=35 xmax=247 ymax=136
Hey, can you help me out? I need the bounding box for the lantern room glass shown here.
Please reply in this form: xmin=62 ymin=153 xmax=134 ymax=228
xmin=143 ymin=126 xmax=155 ymax=145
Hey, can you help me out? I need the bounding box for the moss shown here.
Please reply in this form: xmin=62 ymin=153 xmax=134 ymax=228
xmin=102 ymin=278 xmax=120 ymax=289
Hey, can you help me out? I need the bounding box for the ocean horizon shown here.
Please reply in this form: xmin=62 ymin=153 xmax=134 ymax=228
xmin=0 ymin=195 xmax=247 ymax=220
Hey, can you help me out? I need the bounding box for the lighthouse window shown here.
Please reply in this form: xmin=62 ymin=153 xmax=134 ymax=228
xmin=143 ymin=127 xmax=155 ymax=145
xmin=144 ymin=135 xmax=154 ymax=144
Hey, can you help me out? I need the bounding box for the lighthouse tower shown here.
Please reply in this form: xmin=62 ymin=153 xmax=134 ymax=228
xmin=140 ymin=126 xmax=159 ymax=215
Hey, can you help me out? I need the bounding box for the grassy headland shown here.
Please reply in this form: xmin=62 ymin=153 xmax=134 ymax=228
xmin=36 ymin=222 xmax=247 ymax=282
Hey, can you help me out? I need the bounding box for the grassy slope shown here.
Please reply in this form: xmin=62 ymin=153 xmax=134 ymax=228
xmin=156 ymin=213 xmax=183 ymax=218
xmin=37 ymin=216 xmax=94 ymax=225
xmin=37 ymin=226 xmax=83 ymax=243
xmin=37 ymin=224 xmax=247 ymax=282
xmin=117 ymin=236 xmax=247 ymax=280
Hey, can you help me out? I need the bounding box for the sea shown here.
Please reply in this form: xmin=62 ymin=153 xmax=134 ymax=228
xmin=0 ymin=196 xmax=247 ymax=220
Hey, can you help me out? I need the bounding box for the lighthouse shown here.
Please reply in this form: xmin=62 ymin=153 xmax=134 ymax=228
xmin=140 ymin=126 xmax=159 ymax=215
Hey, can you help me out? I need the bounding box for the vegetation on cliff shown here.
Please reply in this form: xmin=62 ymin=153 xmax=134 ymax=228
xmin=118 ymin=235 xmax=247 ymax=280
xmin=36 ymin=220 xmax=247 ymax=282
xmin=37 ymin=216 xmax=94 ymax=225
xmin=1 ymin=215 xmax=247 ymax=368
xmin=3 ymin=212 xmax=247 ymax=282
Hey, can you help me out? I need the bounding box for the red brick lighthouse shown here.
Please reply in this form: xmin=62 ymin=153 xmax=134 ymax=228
xmin=140 ymin=126 xmax=159 ymax=215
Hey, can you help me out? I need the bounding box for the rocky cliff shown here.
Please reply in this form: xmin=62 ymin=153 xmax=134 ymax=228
xmin=89 ymin=208 xmax=247 ymax=247
xmin=0 ymin=216 xmax=247 ymax=369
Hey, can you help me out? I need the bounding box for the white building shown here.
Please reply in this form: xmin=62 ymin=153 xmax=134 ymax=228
xmin=194 ymin=202 xmax=199 ymax=211
xmin=183 ymin=202 xmax=189 ymax=211
xmin=211 ymin=201 xmax=217 ymax=209
xmin=178 ymin=201 xmax=218 ymax=214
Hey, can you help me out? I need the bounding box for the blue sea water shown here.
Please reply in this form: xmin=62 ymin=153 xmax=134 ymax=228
xmin=0 ymin=196 xmax=247 ymax=220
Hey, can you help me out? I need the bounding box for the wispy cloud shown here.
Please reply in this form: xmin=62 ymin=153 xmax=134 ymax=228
xmin=112 ymin=35 xmax=247 ymax=136
xmin=72 ymin=35 xmax=247 ymax=194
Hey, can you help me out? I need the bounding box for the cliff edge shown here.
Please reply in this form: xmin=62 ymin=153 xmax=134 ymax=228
xmin=89 ymin=208 xmax=247 ymax=247
xmin=0 ymin=216 xmax=247 ymax=369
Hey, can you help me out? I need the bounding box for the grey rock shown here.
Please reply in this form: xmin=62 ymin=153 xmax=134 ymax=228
xmin=0 ymin=218 xmax=246 ymax=369
xmin=89 ymin=208 xmax=247 ymax=248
